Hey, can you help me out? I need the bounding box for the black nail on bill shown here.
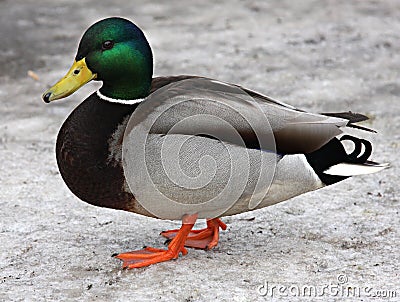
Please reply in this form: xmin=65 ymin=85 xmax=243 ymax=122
xmin=43 ymin=92 xmax=52 ymax=103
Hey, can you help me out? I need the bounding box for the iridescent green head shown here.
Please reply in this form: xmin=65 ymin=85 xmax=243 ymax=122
xmin=43 ymin=17 xmax=153 ymax=102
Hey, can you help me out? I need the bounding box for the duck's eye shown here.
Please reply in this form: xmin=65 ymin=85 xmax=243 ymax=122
xmin=102 ymin=40 xmax=114 ymax=50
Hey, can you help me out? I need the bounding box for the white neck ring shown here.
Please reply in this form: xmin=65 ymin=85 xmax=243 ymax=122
xmin=96 ymin=90 xmax=145 ymax=105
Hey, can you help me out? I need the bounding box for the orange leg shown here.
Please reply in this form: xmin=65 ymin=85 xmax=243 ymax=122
xmin=114 ymin=214 xmax=197 ymax=269
xmin=161 ymin=218 xmax=227 ymax=250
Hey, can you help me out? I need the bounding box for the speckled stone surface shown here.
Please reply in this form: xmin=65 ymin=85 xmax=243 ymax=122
xmin=0 ymin=1 xmax=398 ymax=301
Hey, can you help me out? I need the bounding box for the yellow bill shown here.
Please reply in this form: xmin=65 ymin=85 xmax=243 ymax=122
xmin=42 ymin=58 xmax=97 ymax=103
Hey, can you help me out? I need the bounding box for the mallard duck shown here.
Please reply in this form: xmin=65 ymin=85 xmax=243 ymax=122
xmin=42 ymin=17 xmax=387 ymax=269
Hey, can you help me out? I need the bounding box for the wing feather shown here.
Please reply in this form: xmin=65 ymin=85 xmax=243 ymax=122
xmin=128 ymin=76 xmax=369 ymax=154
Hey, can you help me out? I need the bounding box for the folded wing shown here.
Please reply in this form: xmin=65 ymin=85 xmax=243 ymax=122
xmin=126 ymin=76 xmax=364 ymax=154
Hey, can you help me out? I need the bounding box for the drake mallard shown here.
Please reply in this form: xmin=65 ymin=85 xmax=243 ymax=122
xmin=42 ymin=17 xmax=387 ymax=269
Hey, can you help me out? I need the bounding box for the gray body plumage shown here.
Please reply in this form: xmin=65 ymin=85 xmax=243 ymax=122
xmin=121 ymin=78 xmax=350 ymax=220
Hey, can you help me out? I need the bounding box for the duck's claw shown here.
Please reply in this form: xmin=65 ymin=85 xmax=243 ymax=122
xmin=161 ymin=218 xmax=226 ymax=250
xmin=114 ymin=245 xmax=188 ymax=268
xmin=114 ymin=214 xmax=197 ymax=269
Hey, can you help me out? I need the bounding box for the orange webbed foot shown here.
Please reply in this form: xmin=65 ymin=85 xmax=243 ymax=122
xmin=114 ymin=245 xmax=188 ymax=269
xmin=114 ymin=214 xmax=197 ymax=269
xmin=161 ymin=218 xmax=226 ymax=250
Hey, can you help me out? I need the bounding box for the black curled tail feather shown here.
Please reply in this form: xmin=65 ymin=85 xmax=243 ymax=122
xmin=305 ymin=135 xmax=372 ymax=185
xmin=339 ymin=135 xmax=372 ymax=163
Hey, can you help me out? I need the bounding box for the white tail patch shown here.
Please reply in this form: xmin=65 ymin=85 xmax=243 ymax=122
xmin=324 ymin=162 xmax=389 ymax=176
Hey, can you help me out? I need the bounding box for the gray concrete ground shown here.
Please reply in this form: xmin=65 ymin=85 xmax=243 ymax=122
xmin=0 ymin=0 xmax=399 ymax=301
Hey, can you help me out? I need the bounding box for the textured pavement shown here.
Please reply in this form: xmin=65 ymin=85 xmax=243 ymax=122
xmin=0 ymin=1 xmax=399 ymax=301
